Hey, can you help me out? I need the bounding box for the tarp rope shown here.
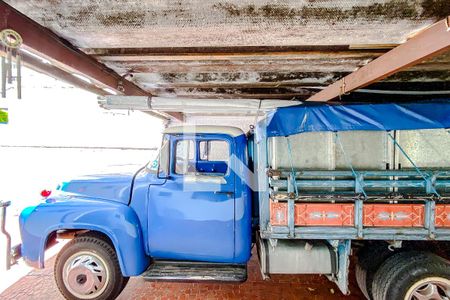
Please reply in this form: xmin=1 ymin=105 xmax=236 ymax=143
xmin=253 ymin=99 xmax=262 ymax=127
xmin=285 ymin=136 xmax=299 ymax=198
xmin=335 ymin=132 xmax=368 ymax=199
xmin=387 ymin=132 xmax=440 ymax=198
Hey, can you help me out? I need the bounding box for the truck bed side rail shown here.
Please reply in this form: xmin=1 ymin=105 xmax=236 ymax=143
xmin=269 ymin=169 xmax=450 ymax=198
xmin=264 ymin=168 xmax=450 ymax=241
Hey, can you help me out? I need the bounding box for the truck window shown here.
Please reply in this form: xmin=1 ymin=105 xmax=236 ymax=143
xmin=175 ymin=139 xmax=195 ymax=175
xmin=199 ymin=140 xmax=229 ymax=162
xmin=175 ymin=139 xmax=230 ymax=176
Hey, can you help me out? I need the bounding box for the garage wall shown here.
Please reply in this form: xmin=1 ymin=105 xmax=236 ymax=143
xmin=183 ymin=115 xmax=257 ymax=133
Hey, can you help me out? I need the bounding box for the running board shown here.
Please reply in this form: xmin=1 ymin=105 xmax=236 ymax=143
xmin=142 ymin=261 xmax=247 ymax=283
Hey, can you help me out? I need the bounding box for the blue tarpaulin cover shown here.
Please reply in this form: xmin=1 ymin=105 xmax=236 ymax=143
xmin=258 ymin=100 xmax=450 ymax=138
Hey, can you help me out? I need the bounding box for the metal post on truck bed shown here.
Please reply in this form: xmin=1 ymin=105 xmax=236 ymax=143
xmin=0 ymin=200 xmax=11 ymax=271
xmin=255 ymin=119 xmax=270 ymax=233
xmin=424 ymin=199 xmax=437 ymax=239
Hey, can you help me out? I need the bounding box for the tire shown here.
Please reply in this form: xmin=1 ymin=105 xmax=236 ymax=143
xmin=120 ymin=277 xmax=130 ymax=294
xmin=371 ymin=251 xmax=450 ymax=300
xmin=54 ymin=233 xmax=129 ymax=300
xmin=355 ymin=242 xmax=395 ymax=299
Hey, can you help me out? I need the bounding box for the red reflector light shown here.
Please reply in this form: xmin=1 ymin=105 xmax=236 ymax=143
xmin=40 ymin=190 xmax=51 ymax=198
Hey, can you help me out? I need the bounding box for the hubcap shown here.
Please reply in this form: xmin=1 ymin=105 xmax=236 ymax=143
xmin=62 ymin=251 xmax=109 ymax=299
xmin=405 ymin=277 xmax=450 ymax=300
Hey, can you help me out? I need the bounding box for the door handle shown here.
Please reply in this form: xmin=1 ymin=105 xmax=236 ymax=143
xmin=214 ymin=191 xmax=234 ymax=196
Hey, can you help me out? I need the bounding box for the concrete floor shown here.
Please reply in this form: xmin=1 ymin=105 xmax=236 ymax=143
xmin=0 ymin=249 xmax=364 ymax=300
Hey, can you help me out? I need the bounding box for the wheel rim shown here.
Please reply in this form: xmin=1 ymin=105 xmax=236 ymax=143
xmin=405 ymin=277 xmax=450 ymax=300
xmin=62 ymin=251 xmax=110 ymax=299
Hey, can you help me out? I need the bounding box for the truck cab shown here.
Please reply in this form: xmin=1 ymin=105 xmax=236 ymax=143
xmin=131 ymin=125 xmax=252 ymax=264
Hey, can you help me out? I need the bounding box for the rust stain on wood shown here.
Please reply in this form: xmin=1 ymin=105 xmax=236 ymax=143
xmin=212 ymin=0 xmax=447 ymax=21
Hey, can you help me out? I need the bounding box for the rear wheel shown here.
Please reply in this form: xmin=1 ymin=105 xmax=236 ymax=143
xmin=55 ymin=234 xmax=128 ymax=300
xmin=372 ymin=251 xmax=450 ymax=300
xmin=355 ymin=242 xmax=395 ymax=299
xmin=405 ymin=277 xmax=450 ymax=300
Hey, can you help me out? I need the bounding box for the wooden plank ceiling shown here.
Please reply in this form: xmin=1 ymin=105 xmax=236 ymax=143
xmin=4 ymin=0 xmax=450 ymax=102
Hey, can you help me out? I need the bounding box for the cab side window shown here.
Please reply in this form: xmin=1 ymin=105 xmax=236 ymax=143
xmin=175 ymin=139 xmax=195 ymax=175
xmin=173 ymin=138 xmax=230 ymax=176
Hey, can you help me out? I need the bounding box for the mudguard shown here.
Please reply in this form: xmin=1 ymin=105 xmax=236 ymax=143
xmin=19 ymin=197 xmax=150 ymax=276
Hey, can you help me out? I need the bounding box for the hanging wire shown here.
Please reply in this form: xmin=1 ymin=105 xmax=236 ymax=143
xmin=387 ymin=132 xmax=440 ymax=198
xmin=252 ymin=99 xmax=262 ymax=128
xmin=334 ymin=132 xmax=368 ymax=199
xmin=285 ymin=136 xmax=299 ymax=197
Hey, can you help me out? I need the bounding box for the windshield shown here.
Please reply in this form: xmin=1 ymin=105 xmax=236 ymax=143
xmin=146 ymin=136 xmax=169 ymax=173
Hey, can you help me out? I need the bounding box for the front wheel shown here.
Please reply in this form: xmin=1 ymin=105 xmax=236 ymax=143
xmin=54 ymin=233 xmax=128 ymax=300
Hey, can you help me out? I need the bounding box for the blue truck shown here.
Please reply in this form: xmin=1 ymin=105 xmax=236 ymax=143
xmin=19 ymin=101 xmax=450 ymax=300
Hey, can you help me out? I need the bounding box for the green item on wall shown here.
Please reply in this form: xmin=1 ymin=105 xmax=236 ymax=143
xmin=0 ymin=109 xmax=8 ymax=123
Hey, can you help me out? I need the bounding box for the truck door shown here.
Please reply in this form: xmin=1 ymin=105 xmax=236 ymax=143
xmin=148 ymin=134 xmax=236 ymax=263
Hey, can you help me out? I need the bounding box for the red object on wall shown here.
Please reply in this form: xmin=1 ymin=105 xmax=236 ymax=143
xmin=363 ymin=204 xmax=425 ymax=227
xmin=435 ymin=205 xmax=450 ymax=227
xmin=40 ymin=189 xmax=52 ymax=198
xmin=294 ymin=204 xmax=354 ymax=226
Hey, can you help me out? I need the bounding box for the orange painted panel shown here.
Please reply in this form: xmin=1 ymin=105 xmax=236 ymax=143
xmin=294 ymin=204 xmax=354 ymax=226
xmin=363 ymin=204 xmax=424 ymax=227
xmin=435 ymin=205 xmax=450 ymax=227
xmin=270 ymin=202 xmax=288 ymax=226
xmin=270 ymin=202 xmax=355 ymax=226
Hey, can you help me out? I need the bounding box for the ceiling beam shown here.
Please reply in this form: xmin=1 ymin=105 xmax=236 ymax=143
xmin=148 ymin=91 xmax=310 ymax=100
xmin=12 ymin=51 xmax=108 ymax=96
xmin=307 ymin=17 xmax=450 ymax=102
xmin=103 ymin=56 xmax=449 ymax=73
xmin=83 ymin=45 xmax=395 ymax=57
xmin=100 ymin=96 xmax=301 ymax=115
xmin=14 ymin=52 xmax=183 ymax=121
xmin=95 ymin=50 xmax=385 ymax=62
xmin=0 ymin=2 xmax=184 ymax=121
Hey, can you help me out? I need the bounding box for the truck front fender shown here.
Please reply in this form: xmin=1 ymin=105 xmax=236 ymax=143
xmin=20 ymin=199 xmax=150 ymax=276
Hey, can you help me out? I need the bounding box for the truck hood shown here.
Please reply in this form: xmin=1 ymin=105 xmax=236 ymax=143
xmin=57 ymin=167 xmax=139 ymax=204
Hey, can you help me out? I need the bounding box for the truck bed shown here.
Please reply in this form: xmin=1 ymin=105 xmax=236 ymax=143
xmin=257 ymin=129 xmax=450 ymax=241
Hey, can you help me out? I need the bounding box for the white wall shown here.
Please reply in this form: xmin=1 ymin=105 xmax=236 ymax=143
xmin=0 ymin=67 xmax=164 ymax=148
xmin=0 ymin=67 xmax=163 ymax=245
xmin=184 ymin=114 xmax=258 ymax=133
